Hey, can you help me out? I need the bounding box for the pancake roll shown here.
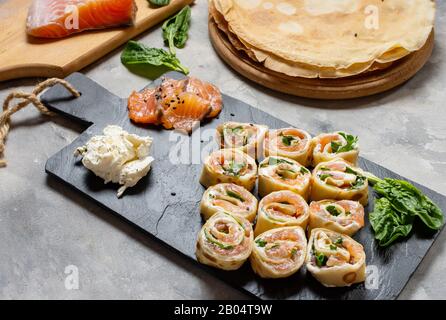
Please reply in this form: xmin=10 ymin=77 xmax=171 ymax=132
xmin=200 ymin=149 xmax=257 ymax=191
xmin=312 ymin=132 xmax=359 ymax=166
xmin=258 ymin=156 xmax=311 ymax=199
xmin=264 ymin=128 xmax=313 ymax=166
xmin=250 ymin=226 xmax=307 ymax=279
xmin=216 ymin=122 xmax=267 ymax=159
xmin=200 ymin=183 xmax=258 ymax=222
xmin=254 ymin=190 xmax=309 ymax=236
xmin=306 ymin=228 xmax=366 ymax=287
xmin=310 ymin=159 xmax=368 ymax=206
xmin=309 ymin=200 xmax=365 ymax=236
xmin=196 ymin=212 xmax=253 ymax=270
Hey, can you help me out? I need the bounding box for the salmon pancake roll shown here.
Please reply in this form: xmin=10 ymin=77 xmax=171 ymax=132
xmin=254 ymin=191 xmax=309 ymax=237
xmin=217 ymin=122 xmax=268 ymax=160
xmin=264 ymin=128 xmax=313 ymax=166
xmin=196 ymin=212 xmax=253 ymax=271
xmin=258 ymin=156 xmax=311 ymax=199
xmin=250 ymin=226 xmax=307 ymax=279
xmin=200 ymin=149 xmax=257 ymax=191
xmin=310 ymin=159 xmax=368 ymax=206
xmin=312 ymin=132 xmax=359 ymax=166
xmin=200 ymin=183 xmax=258 ymax=222
xmin=306 ymin=228 xmax=366 ymax=287
xmin=309 ymin=200 xmax=365 ymax=236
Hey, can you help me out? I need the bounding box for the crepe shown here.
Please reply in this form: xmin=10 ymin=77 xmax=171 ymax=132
xmin=210 ymin=0 xmax=435 ymax=78
xmin=310 ymin=159 xmax=369 ymax=206
xmin=306 ymin=228 xmax=366 ymax=287
xmin=258 ymin=156 xmax=311 ymax=199
xmin=254 ymin=190 xmax=309 ymax=236
xmin=250 ymin=226 xmax=307 ymax=278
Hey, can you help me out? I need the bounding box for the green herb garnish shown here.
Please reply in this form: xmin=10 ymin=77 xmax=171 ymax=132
xmin=255 ymin=238 xmax=267 ymax=247
xmin=224 ymin=161 xmax=245 ymax=176
xmin=226 ymin=190 xmax=245 ymax=202
xmin=162 ymin=6 xmax=191 ymax=54
xmin=260 ymin=157 xmax=294 ymax=168
xmin=319 ymin=173 xmax=332 ymax=181
xmin=331 ymin=132 xmax=358 ymax=153
xmin=326 ymin=205 xmax=341 ymax=216
xmin=281 ymin=135 xmax=297 ymax=146
xmin=300 ymin=167 xmax=310 ymax=175
xmin=204 ymin=229 xmax=234 ymax=250
xmin=315 ymin=252 xmax=328 ymax=267
xmin=149 ymin=0 xmax=170 ymax=6
xmin=121 ymin=41 xmax=189 ymax=75
xmin=291 ymin=248 xmax=297 ymax=256
xmin=334 ymin=237 xmax=343 ymax=245
xmin=329 ymin=244 xmax=337 ymax=251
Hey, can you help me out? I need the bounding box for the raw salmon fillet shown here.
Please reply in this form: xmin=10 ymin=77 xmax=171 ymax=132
xmin=26 ymin=0 xmax=137 ymax=38
xmin=127 ymin=77 xmax=223 ymax=134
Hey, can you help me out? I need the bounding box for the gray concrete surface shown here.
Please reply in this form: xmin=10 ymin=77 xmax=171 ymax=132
xmin=1 ymin=1 xmax=445 ymax=299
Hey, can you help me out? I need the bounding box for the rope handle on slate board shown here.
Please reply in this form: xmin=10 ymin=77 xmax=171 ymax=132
xmin=0 ymin=78 xmax=80 ymax=168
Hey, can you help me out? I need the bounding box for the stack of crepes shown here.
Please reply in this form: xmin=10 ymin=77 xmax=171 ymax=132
xmin=209 ymin=0 xmax=435 ymax=78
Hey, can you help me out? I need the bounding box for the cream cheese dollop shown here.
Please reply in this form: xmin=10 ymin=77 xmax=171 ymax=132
xmin=74 ymin=125 xmax=154 ymax=197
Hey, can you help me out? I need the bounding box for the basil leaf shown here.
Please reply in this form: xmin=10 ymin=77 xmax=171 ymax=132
xmin=374 ymin=178 xmax=444 ymax=230
xmin=162 ymin=6 xmax=191 ymax=54
xmin=121 ymin=41 xmax=189 ymax=75
xmin=329 ymin=244 xmax=337 ymax=251
xmin=369 ymin=198 xmax=414 ymax=247
xmin=149 ymin=0 xmax=170 ymax=6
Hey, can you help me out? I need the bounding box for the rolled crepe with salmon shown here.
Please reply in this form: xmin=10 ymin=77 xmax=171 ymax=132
xmin=200 ymin=149 xmax=257 ymax=191
xmin=306 ymin=228 xmax=366 ymax=287
xmin=216 ymin=122 xmax=268 ymax=159
xmin=258 ymin=156 xmax=311 ymax=199
xmin=312 ymin=132 xmax=359 ymax=166
xmin=255 ymin=190 xmax=309 ymax=236
xmin=264 ymin=128 xmax=313 ymax=166
xmin=196 ymin=212 xmax=253 ymax=270
xmin=309 ymin=200 xmax=365 ymax=236
xmin=250 ymin=226 xmax=307 ymax=279
xmin=310 ymin=159 xmax=368 ymax=206
xmin=200 ymin=183 xmax=258 ymax=222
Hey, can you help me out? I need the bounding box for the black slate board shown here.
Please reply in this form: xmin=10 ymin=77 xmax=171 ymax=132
xmin=42 ymin=72 xmax=446 ymax=300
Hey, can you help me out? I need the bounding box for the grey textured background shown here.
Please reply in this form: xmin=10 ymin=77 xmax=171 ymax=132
xmin=0 ymin=1 xmax=445 ymax=299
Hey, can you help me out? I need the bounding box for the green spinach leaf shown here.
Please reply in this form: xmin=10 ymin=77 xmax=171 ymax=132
xmin=162 ymin=6 xmax=191 ymax=54
xmin=121 ymin=41 xmax=189 ymax=75
xmin=373 ymin=178 xmax=444 ymax=230
xmin=369 ymin=198 xmax=414 ymax=247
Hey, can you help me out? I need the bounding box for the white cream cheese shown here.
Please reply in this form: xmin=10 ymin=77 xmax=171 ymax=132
xmin=74 ymin=125 xmax=154 ymax=198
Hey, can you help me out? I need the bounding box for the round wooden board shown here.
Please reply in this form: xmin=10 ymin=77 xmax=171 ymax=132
xmin=209 ymin=19 xmax=434 ymax=100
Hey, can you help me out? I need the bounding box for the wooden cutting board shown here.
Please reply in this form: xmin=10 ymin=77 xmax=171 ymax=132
xmin=40 ymin=72 xmax=446 ymax=300
xmin=209 ymin=19 xmax=435 ymax=100
xmin=0 ymin=0 xmax=193 ymax=82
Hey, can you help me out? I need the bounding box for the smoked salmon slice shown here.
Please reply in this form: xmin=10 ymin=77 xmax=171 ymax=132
xmin=128 ymin=89 xmax=162 ymax=125
xmin=26 ymin=0 xmax=137 ymax=38
xmin=185 ymin=77 xmax=223 ymax=118
xmin=161 ymin=92 xmax=211 ymax=133
xmin=127 ymin=76 xmax=223 ymax=134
